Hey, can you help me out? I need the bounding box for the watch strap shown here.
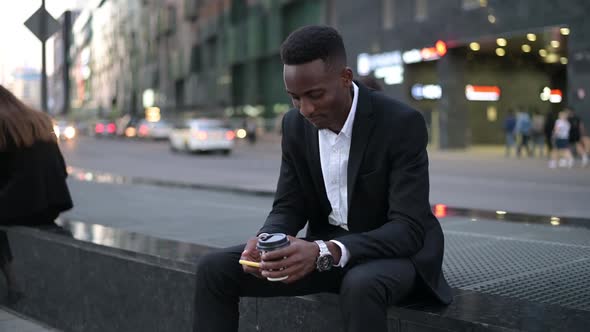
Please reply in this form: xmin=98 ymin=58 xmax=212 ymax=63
xmin=315 ymin=240 xmax=330 ymax=256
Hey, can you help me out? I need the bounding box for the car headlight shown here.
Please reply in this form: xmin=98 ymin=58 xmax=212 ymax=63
xmin=64 ymin=126 xmax=76 ymax=139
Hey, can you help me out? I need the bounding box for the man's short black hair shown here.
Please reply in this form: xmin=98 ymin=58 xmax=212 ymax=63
xmin=280 ymin=25 xmax=347 ymax=69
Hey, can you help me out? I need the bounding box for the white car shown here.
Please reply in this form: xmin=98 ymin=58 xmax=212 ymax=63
xmin=169 ymin=119 xmax=235 ymax=155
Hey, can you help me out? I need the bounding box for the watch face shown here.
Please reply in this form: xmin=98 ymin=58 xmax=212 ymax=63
xmin=317 ymin=254 xmax=334 ymax=271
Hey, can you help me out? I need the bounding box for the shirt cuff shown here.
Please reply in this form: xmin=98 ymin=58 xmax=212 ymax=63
xmin=329 ymin=240 xmax=350 ymax=268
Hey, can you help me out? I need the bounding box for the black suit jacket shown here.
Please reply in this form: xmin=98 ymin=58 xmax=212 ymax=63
xmin=0 ymin=140 xmax=73 ymax=225
xmin=259 ymin=82 xmax=452 ymax=304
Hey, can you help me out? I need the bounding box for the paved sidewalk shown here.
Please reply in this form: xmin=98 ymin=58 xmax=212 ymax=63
xmin=0 ymin=308 xmax=58 ymax=332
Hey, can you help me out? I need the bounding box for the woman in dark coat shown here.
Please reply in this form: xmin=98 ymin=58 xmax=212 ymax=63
xmin=0 ymin=84 xmax=73 ymax=301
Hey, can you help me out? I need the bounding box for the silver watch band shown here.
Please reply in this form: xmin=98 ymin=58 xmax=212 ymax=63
xmin=315 ymin=240 xmax=330 ymax=256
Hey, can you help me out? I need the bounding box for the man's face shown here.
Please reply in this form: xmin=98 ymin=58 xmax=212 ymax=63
xmin=284 ymin=59 xmax=352 ymax=131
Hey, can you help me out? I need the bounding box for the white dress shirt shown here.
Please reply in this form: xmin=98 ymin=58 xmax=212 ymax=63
xmin=319 ymin=82 xmax=359 ymax=267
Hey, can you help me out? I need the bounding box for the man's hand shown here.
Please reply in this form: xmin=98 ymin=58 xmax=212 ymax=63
xmin=259 ymin=236 xmax=319 ymax=284
xmin=240 ymin=237 xmax=263 ymax=278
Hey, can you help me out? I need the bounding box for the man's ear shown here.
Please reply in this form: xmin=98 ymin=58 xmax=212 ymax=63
xmin=341 ymin=67 xmax=354 ymax=87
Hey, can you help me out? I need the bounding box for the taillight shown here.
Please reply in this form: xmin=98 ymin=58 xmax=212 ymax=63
xmin=107 ymin=123 xmax=116 ymax=134
xmin=95 ymin=123 xmax=105 ymax=133
xmin=225 ymin=130 xmax=236 ymax=140
xmin=139 ymin=125 xmax=149 ymax=136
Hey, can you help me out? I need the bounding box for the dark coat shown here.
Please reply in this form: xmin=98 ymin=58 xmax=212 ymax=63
xmin=0 ymin=139 xmax=73 ymax=225
xmin=258 ymin=82 xmax=452 ymax=304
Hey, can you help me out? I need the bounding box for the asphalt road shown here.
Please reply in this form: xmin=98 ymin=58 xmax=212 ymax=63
xmin=60 ymin=136 xmax=590 ymax=218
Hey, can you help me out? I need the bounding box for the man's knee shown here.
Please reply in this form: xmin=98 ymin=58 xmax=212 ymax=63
xmin=339 ymin=262 xmax=415 ymax=305
xmin=340 ymin=268 xmax=384 ymax=301
xmin=195 ymin=250 xmax=236 ymax=282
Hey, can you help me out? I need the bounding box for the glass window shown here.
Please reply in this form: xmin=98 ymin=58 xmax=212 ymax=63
xmin=382 ymin=0 xmax=395 ymax=30
xmin=415 ymin=0 xmax=428 ymax=21
xmin=462 ymin=0 xmax=486 ymax=10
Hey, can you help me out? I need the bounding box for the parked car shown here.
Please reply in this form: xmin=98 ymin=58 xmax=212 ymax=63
xmin=53 ymin=120 xmax=77 ymax=141
xmin=137 ymin=119 xmax=173 ymax=140
xmin=169 ymin=119 xmax=235 ymax=154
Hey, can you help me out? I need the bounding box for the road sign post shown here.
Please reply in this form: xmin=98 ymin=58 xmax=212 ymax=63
xmin=24 ymin=0 xmax=60 ymax=112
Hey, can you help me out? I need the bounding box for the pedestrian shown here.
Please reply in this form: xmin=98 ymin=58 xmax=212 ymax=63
xmin=544 ymin=109 xmax=558 ymax=155
xmin=193 ymin=25 xmax=451 ymax=332
xmin=549 ymin=110 xmax=574 ymax=168
xmin=530 ymin=109 xmax=545 ymax=158
xmin=515 ymin=110 xmax=532 ymax=158
xmin=245 ymin=117 xmax=257 ymax=145
xmin=566 ymin=108 xmax=588 ymax=167
xmin=503 ymin=109 xmax=517 ymax=157
xmin=0 ymin=85 xmax=73 ymax=301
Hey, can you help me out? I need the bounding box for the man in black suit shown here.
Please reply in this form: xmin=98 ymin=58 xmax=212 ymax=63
xmin=194 ymin=25 xmax=451 ymax=332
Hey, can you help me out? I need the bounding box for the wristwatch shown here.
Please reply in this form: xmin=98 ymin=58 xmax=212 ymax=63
xmin=314 ymin=240 xmax=334 ymax=272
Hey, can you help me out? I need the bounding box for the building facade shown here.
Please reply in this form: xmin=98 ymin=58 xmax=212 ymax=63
xmin=69 ymin=0 xmax=590 ymax=147
xmin=6 ymin=68 xmax=41 ymax=109
xmin=337 ymin=0 xmax=590 ymax=148
xmin=50 ymin=10 xmax=78 ymax=116
xmin=70 ymin=0 xmax=333 ymax=123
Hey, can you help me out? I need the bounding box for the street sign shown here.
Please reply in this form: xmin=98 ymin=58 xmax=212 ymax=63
xmin=24 ymin=5 xmax=60 ymax=42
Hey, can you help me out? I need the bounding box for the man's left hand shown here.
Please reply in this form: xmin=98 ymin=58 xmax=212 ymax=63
xmin=260 ymin=236 xmax=318 ymax=284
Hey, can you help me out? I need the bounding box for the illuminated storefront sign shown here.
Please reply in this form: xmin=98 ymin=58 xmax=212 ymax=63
xmin=357 ymin=41 xmax=447 ymax=85
xmin=402 ymin=49 xmax=422 ymax=64
xmin=357 ymin=51 xmax=402 ymax=76
xmin=402 ymin=40 xmax=447 ymax=64
xmin=540 ymin=87 xmax=562 ymax=103
xmin=357 ymin=51 xmax=404 ymax=85
xmin=465 ymin=85 xmax=501 ymax=101
xmin=374 ymin=66 xmax=404 ymax=85
xmin=411 ymin=84 xmax=442 ymax=100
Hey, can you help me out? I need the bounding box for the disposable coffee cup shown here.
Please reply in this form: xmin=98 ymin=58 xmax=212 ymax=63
xmin=257 ymin=233 xmax=290 ymax=281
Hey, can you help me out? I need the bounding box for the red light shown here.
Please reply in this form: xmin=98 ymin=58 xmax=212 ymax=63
xmin=95 ymin=123 xmax=104 ymax=133
xmin=469 ymin=85 xmax=501 ymax=94
xmin=435 ymin=40 xmax=447 ymax=57
xmin=138 ymin=125 xmax=149 ymax=137
xmin=550 ymin=89 xmax=562 ymax=96
xmin=107 ymin=123 xmax=116 ymax=134
xmin=225 ymin=130 xmax=236 ymax=140
xmin=434 ymin=204 xmax=448 ymax=218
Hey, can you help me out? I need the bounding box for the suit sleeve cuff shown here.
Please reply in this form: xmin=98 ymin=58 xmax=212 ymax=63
xmin=330 ymin=240 xmax=350 ymax=268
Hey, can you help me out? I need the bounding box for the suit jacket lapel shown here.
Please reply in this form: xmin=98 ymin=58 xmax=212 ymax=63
xmin=306 ymin=123 xmax=331 ymax=215
xmin=347 ymin=83 xmax=376 ymax=215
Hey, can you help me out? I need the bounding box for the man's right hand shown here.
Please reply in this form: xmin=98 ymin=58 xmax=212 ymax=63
xmin=241 ymin=237 xmax=263 ymax=278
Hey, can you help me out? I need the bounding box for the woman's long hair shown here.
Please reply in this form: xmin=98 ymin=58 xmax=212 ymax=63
xmin=0 ymin=84 xmax=56 ymax=150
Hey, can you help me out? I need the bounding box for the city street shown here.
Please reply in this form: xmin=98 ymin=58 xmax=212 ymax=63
xmin=60 ymin=136 xmax=590 ymax=223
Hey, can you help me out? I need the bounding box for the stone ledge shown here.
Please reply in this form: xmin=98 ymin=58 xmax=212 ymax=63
xmin=1 ymin=224 xmax=589 ymax=332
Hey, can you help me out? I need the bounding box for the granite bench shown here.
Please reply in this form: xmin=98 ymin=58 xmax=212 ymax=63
xmin=1 ymin=219 xmax=589 ymax=332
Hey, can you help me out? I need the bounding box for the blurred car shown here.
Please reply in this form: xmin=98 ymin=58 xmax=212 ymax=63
xmin=169 ymin=119 xmax=235 ymax=154
xmin=93 ymin=120 xmax=117 ymax=137
xmin=137 ymin=119 xmax=173 ymax=140
xmin=53 ymin=120 xmax=77 ymax=141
